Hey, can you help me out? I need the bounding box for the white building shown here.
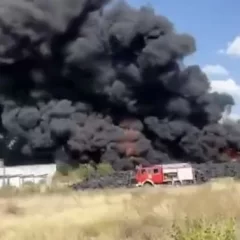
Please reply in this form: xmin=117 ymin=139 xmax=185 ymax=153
xmin=0 ymin=163 xmax=56 ymax=187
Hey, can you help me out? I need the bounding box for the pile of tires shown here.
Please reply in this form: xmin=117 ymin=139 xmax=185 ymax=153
xmin=71 ymin=171 xmax=133 ymax=190
xmin=193 ymin=162 xmax=240 ymax=183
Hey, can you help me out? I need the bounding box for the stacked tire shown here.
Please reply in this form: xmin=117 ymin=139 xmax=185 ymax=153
xmin=71 ymin=171 xmax=133 ymax=190
xmin=193 ymin=162 xmax=240 ymax=184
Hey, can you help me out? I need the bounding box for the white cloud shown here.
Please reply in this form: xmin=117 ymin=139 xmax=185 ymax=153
xmin=210 ymin=78 xmax=240 ymax=120
xmin=218 ymin=36 xmax=240 ymax=57
xmin=202 ymin=64 xmax=229 ymax=77
xmin=210 ymin=78 xmax=240 ymax=98
xmin=229 ymin=113 xmax=240 ymax=121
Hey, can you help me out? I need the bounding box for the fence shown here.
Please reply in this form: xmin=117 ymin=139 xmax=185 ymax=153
xmin=0 ymin=174 xmax=49 ymax=187
xmin=0 ymin=161 xmax=56 ymax=188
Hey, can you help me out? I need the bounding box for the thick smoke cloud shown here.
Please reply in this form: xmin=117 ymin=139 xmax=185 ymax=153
xmin=0 ymin=0 xmax=238 ymax=169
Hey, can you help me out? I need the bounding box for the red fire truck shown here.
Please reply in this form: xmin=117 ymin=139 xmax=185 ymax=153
xmin=135 ymin=163 xmax=196 ymax=187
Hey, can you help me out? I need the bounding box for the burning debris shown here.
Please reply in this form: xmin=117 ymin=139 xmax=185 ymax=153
xmin=0 ymin=0 xmax=239 ymax=169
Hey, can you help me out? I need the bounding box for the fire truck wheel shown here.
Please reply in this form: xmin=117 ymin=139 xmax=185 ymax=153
xmin=173 ymin=181 xmax=181 ymax=186
xmin=143 ymin=182 xmax=154 ymax=187
xmin=182 ymin=180 xmax=192 ymax=185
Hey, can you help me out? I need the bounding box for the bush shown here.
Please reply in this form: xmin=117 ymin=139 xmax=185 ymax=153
xmin=56 ymin=162 xmax=73 ymax=176
xmin=172 ymin=217 xmax=236 ymax=240
xmin=72 ymin=164 xmax=95 ymax=179
xmin=54 ymin=163 xmax=114 ymax=183
xmin=97 ymin=163 xmax=114 ymax=176
xmin=21 ymin=181 xmax=41 ymax=193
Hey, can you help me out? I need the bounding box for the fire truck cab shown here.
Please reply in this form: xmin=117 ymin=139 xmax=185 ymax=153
xmin=135 ymin=163 xmax=195 ymax=187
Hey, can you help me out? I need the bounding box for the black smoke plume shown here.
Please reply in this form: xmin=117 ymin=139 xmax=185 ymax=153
xmin=0 ymin=0 xmax=239 ymax=169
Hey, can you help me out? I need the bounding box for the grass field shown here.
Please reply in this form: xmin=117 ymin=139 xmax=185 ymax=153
xmin=0 ymin=178 xmax=239 ymax=240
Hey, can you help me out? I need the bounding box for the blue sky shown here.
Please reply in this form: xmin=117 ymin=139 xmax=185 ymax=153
xmin=127 ymin=0 xmax=240 ymax=119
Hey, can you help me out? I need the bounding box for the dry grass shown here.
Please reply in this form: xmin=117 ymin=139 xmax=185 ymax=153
xmin=0 ymin=178 xmax=239 ymax=239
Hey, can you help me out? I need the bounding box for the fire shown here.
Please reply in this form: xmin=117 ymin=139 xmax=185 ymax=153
xmin=223 ymin=148 xmax=240 ymax=162
xmin=116 ymin=120 xmax=141 ymax=157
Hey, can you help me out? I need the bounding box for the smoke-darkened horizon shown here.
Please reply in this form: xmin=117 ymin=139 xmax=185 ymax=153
xmin=0 ymin=0 xmax=239 ymax=169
